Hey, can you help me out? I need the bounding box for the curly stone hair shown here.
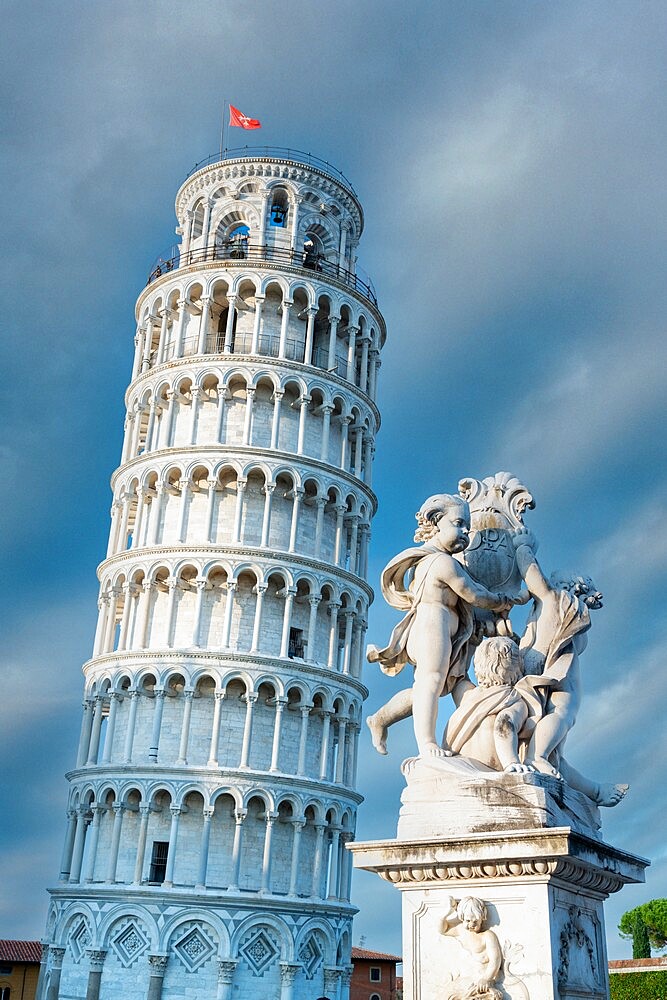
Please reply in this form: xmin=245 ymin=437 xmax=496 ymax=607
xmin=474 ymin=637 xmax=524 ymax=688
xmin=414 ymin=494 xmax=468 ymax=543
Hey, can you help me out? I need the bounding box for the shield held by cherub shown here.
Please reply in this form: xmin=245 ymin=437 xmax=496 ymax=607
xmin=456 ymin=472 xmax=535 ymax=636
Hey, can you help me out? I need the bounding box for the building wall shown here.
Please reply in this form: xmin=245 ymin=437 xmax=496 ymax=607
xmin=350 ymin=957 xmax=398 ymax=1000
xmin=0 ymin=961 xmax=40 ymax=1000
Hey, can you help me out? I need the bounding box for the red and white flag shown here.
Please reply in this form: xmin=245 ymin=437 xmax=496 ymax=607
xmin=229 ymin=104 xmax=261 ymax=130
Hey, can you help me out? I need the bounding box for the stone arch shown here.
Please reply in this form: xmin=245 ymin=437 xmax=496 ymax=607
xmin=232 ymin=911 xmax=295 ymax=963
xmin=97 ymin=917 xmax=153 ymax=1000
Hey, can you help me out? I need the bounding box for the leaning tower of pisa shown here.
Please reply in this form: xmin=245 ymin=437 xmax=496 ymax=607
xmin=39 ymin=149 xmax=385 ymax=1000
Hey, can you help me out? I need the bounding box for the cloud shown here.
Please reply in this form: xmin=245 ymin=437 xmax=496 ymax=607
xmin=2 ymin=0 xmax=666 ymax=964
xmin=483 ymin=324 xmax=666 ymax=491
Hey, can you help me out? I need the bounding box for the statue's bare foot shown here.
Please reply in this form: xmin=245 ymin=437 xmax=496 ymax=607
xmin=530 ymin=756 xmax=562 ymax=779
xmin=596 ymin=782 xmax=629 ymax=807
xmin=419 ymin=742 xmax=454 ymax=759
xmin=504 ymin=762 xmax=535 ymax=774
xmin=366 ymin=714 xmax=388 ymax=755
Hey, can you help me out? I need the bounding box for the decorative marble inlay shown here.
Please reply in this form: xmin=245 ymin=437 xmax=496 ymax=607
xmin=111 ymin=922 xmax=149 ymax=968
xmin=239 ymin=928 xmax=280 ymax=977
xmin=69 ymin=919 xmax=91 ymax=963
xmin=298 ymin=933 xmax=323 ymax=979
xmin=174 ymin=926 xmax=215 ymax=973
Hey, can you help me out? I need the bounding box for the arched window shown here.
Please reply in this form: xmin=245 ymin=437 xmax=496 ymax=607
xmin=270 ymin=188 xmax=289 ymax=227
xmin=227 ymin=223 xmax=249 ymax=258
xmin=0 ymin=988 xmax=11 ymax=1000
xmin=303 ymin=233 xmax=324 ymax=271
xmin=191 ymin=199 xmax=205 ymax=239
xmin=370 ymin=994 xmax=381 ymax=1000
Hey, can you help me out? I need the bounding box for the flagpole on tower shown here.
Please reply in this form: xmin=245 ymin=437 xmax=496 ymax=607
xmin=219 ymin=100 xmax=226 ymax=161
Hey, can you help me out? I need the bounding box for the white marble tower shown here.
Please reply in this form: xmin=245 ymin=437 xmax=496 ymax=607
xmin=40 ymin=148 xmax=385 ymax=1000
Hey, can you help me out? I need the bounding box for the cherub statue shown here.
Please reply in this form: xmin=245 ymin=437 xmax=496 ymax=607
xmin=512 ymin=528 xmax=627 ymax=805
xmin=367 ymin=494 xmax=519 ymax=759
xmin=441 ymin=896 xmax=503 ymax=1000
xmin=444 ymin=637 xmax=544 ymax=773
xmin=513 ymin=528 xmax=600 ymax=775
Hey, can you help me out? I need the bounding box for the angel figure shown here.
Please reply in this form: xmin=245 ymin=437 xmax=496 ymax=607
xmin=367 ymin=494 xmax=519 ymax=759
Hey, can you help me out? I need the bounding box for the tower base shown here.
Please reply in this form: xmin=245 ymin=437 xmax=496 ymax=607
xmin=351 ymin=826 xmax=647 ymax=999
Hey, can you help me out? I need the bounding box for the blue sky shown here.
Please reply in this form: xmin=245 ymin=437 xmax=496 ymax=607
xmin=1 ymin=0 xmax=666 ymax=961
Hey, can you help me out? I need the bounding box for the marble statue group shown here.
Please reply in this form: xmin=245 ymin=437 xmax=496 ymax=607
xmin=367 ymin=472 xmax=627 ymax=811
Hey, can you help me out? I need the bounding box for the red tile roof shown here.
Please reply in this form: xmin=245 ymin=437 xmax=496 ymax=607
xmin=609 ymin=957 xmax=667 ymax=971
xmin=0 ymin=940 xmax=42 ymax=963
xmin=351 ymin=946 xmax=402 ymax=963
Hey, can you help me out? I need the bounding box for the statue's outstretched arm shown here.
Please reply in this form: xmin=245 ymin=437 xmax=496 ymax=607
xmin=445 ymin=558 xmax=512 ymax=610
xmin=514 ymin=543 xmax=551 ymax=601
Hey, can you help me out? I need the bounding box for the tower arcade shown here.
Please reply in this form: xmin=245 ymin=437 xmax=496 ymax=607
xmin=39 ymin=149 xmax=385 ymax=1000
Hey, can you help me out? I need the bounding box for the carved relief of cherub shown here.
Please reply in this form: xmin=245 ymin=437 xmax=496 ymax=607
xmin=441 ymin=896 xmax=503 ymax=1000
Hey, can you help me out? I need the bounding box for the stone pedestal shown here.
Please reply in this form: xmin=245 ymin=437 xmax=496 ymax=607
xmin=351 ymin=764 xmax=648 ymax=1000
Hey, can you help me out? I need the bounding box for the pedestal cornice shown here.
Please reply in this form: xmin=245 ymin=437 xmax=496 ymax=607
xmin=350 ymin=828 xmax=649 ymax=897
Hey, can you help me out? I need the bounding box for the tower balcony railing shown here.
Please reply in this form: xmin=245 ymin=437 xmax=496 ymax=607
xmin=146 ymin=241 xmax=378 ymax=307
xmin=183 ymin=145 xmax=358 ymax=196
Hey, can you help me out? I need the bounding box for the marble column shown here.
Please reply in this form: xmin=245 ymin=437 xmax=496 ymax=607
xmin=223 ymin=295 xmax=237 ymax=352
xmin=196 ymin=807 xmax=214 ymax=889
xmin=216 ymin=959 xmax=238 ymax=1000
xmin=221 ymin=581 xmax=237 ymax=648
xmin=279 ymin=962 xmax=300 ymax=1000
xmin=229 ymin=810 xmax=247 ymax=890
xmin=101 ymin=692 xmax=120 ymax=762
xmin=105 ymin=802 xmax=125 ymax=883
xmin=327 ymin=315 xmax=340 ymax=370
xmin=306 ymin=595 xmax=321 ymax=661
xmin=288 ymin=820 xmax=305 ymax=896
xmin=133 ymin=804 xmax=151 ymax=884
xmin=260 ymin=484 xmax=275 ymax=547
xmin=59 ymin=810 xmax=77 ymax=880
xmin=83 ymin=805 xmax=103 ymax=883
xmin=279 ymin=589 xmax=296 ymax=658
xmin=304 ymin=306 xmax=317 ymax=364
xmin=45 ymin=947 xmax=65 ymax=1000
xmin=162 ymin=806 xmax=181 ymax=886
xmin=319 ymin=711 xmax=332 ymax=780
xmin=208 ymin=691 xmax=225 ymax=766
xmin=278 ymin=299 xmax=293 ymax=358
xmin=270 ymin=390 xmax=284 ymax=449
xmin=177 ymin=689 xmax=194 ymax=764
xmin=123 ymin=690 xmax=139 ymax=762
xmin=296 ymin=705 xmax=311 ymax=776
xmin=250 ymin=296 xmax=264 ymax=353
xmin=239 ymin=692 xmax=258 ymax=769
xmin=251 ymin=583 xmax=268 ymax=652
xmin=85 ymin=949 xmax=107 ymax=1000
xmin=148 ymin=689 xmax=166 ymax=762
xmin=319 ymin=405 xmax=333 ymax=462
xmin=327 ymin=602 xmax=341 ymax=669
xmin=269 ymin=697 xmax=287 ymax=772
xmin=260 ymin=812 xmax=276 ymax=892
xmin=146 ymin=955 xmax=168 ymax=1000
